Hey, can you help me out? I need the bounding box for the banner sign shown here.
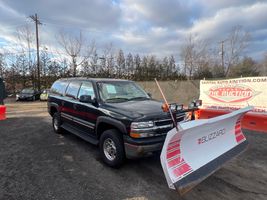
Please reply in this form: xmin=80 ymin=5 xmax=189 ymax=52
xmin=160 ymin=106 xmax=252 ymax=195
xmin=199 ymin=77 xmax=267 ymax=113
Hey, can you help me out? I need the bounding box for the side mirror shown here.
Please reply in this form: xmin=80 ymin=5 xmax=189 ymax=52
xmin=79 ymin=95 xmax=95 ymax=104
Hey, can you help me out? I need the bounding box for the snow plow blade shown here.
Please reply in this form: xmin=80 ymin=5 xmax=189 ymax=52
xmin=160 ymin=106 xmax=253 ymax=195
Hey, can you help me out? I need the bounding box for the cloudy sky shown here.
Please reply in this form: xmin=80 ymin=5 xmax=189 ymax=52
xmin=0 ymin=0 xmax=267 ymax=61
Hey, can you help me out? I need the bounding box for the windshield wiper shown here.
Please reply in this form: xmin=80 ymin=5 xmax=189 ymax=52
xmin=105 ymin=97 xmax=129 ymax=102
xmin=129 ymin=97 xmax=150 ymax=101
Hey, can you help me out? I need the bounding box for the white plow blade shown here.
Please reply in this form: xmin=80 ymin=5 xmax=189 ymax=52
xmin=160 ymin=106 xmax=253 ymax=195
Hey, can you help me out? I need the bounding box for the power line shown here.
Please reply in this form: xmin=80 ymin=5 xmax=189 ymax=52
xmin=2 ymin=50 xmax=35 ymax=55
xmin=0 ymin=23 xmax=30 ymax=30
xmin=40 ymin=18 xmax=156 ymax=37
xmin=41 ymin=19 xmax=115 ymax=34
xmin=219 ymin=40 xmax=224 ymax=69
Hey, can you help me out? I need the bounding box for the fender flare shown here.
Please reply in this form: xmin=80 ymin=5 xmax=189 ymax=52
xmin=96 ymin=116 xmax=127 ymax=137
xmin=49 ymin=103 xmax=60 ymax=116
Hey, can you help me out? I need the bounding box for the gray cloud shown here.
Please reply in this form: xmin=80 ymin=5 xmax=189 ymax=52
xmin=0 ymin=0 xmax=267 ymax=61
xmin=2 ymin=0 xmax=121 ymax=29
xmin=121 ymin=0 xmax=200 ymax=28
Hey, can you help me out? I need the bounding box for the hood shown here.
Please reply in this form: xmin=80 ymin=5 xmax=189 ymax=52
xmin=101 ymin=99 xmax=169 ymax=120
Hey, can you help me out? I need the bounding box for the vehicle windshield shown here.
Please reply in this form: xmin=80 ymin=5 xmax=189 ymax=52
xmin=97 ymin=81 xmax=150 ymax=103
xmin=21 ymin=89 xmax=34 ymax=94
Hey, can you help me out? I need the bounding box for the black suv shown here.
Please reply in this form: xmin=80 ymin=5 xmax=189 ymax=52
xmin=48 ymin=78 xmax=192 ymax=167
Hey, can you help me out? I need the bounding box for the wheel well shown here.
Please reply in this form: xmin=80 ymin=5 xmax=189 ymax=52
xmin=50 ymin=106 xmax=58 ymax=116
xmin=97 ymin=122 xmax=122 ymax=139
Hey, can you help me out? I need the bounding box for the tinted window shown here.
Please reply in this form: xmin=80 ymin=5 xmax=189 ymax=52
xmin=78 ymin=82 xmax=95 ymax=99
xmin=51 ymin=81 xmax=69 ymax=95
xmin=21 ymin=89 xmax=34 ymax=94
xmin=65 ymin=81 xmax=81 ymax=98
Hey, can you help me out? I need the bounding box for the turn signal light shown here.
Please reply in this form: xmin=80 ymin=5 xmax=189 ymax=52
xmin=130 ymin=132 xmax=141 ymax=138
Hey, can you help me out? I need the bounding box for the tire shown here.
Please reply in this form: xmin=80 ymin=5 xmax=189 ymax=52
xmin=32 ymin=96 xmax=36 ymax=101
xmin=99 ymin=129 xmax=125 ymax=167
xmin=52 ymin=112 xmax=63 ymax=134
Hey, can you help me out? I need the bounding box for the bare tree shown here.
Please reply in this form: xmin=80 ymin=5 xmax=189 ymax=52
xmin=133 ymin=54 xmax=141 ymax=80
xmin=17 ymin=25 xmax=35 ymax=65
xmin=168 ymin=55 xmax=177 ymax=79
xmin=228 ymin=56 xmax=258 ymax=77
xmin=180 ymin=34 xmax=210 ymax=79
xmin=89 ymin=48 xmax=98 ymax=76
xmin=161 ymin=56 xmax=168 ymax=79
xmin=224 ymin=26 xmax=250 ymax=76
xmin=256 ymin=52 xmax=267 ymax=76
xmin=116 ymin=49 xmax=125 ymax=78
xmin=99 ymin=43 xmax=115 ymax=77
xmin=126 ymin=53 xmax=134 ymax=78
xmin=147 ymin=55 xmax=157 ymax=80
xmin=40 ymin=49 xmax=51 ymax=88
xmin=141 ymin=56 xmax=148 ymax=80
xmin=16 ymin=25 xmax=35 ymax=86
xmin=57 ymin=30 xmax=95 ymax=76
xmin=0 ymin=53 xmax=6 ymax=78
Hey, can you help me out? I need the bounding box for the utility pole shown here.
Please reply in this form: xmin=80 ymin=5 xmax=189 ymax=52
xmin=30 ymin=13 xmax=42 ymax=91
xmin=220 ymin=40 xmax=225 ymax=69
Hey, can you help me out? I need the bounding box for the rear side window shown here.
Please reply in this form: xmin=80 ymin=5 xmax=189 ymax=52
xmin=65 ymin=81 xmax=81 ymax=98
xmin=50 ymin=81 xmax=69 ymax=95
xmin=78 ymin=82 xmax=95 ymax=99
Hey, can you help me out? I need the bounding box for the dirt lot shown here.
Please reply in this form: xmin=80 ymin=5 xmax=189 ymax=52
xmin=0 ymin=100 xmax=267 ymax=200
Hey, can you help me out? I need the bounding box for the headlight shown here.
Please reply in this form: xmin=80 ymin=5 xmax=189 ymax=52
xmin=130 ymin=121 xmax=155 ymax=138
xmin=130 ymin=121 xmax=154 ymax=129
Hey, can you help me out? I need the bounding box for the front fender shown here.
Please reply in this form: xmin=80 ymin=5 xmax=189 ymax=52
xmin=96 ymin=116 xmax=127 ymax=136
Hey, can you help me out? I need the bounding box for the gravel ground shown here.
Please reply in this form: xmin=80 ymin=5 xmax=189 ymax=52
xmin=0 ymin=100 xmax=266 ymax=200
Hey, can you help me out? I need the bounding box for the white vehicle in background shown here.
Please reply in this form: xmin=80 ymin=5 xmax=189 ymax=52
xmin=40 ymin=89 xmax=50 ymax=101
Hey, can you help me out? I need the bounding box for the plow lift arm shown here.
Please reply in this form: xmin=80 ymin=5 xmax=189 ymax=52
xmin=155 ymin=79 xmax=253 ymax=196
xmin=155 ymin=78 xmax=201 ymax=129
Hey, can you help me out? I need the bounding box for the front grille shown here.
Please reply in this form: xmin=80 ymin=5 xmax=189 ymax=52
xmin=155 ymin=119 xmax=172 ymax=127
xmin=154 ymin=114 xmax=185 ymax=127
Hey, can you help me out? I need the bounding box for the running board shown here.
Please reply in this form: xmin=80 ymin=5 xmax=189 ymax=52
xmin=61 ymin=123 xmax=99 ymax=145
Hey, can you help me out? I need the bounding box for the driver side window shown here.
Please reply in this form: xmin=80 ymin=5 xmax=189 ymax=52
xmin=78 ymin=82 xmax=95 ymax=99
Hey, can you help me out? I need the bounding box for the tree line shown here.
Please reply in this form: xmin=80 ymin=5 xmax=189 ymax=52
xmin=0 ymin=25 xmax=266 ymax=93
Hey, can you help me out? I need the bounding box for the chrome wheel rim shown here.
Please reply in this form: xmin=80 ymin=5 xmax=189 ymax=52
xmin=103 ymin=138 xmax=117 ymax=161
xmin=53 ymin=117 xmax=59 ymax=131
